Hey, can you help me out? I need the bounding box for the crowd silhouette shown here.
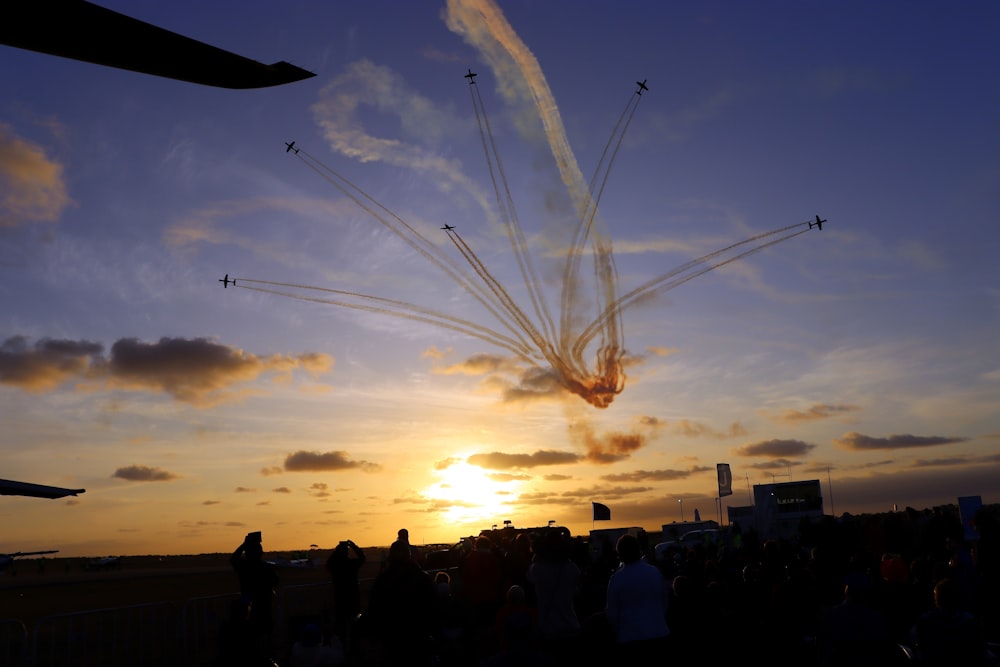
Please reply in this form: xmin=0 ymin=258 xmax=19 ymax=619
xmin=231 ymin=505 xmax=999 ymax=667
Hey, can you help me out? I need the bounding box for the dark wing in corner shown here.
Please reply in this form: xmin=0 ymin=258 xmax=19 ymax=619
xmin=0 ymin=478 xmax=86 ymax=499
xmin=0 ymin=0 xmax=316 ymax=89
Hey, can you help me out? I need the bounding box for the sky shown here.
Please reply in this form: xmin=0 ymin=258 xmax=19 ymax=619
xmin=1 ymin=0 xmax=998 ymax=558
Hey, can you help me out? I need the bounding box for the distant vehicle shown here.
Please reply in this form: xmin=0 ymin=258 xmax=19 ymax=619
xmin=464 ymin=68 xmax=477 ymax=83
xmin=0 ymin=550 xmax=59 ymax=573
xmin=86 ymin=555 xmax=122 ymax=570
xmin=219 ymin=273 xmax=235 ymax=288
xmin=441 ymin=224 xmax=455 ymax=231
xmin=809 ymin=215 xmax=826 ymax=230
xmin=267 ymin=556 xmax=314 ymax=568
xmin=285 ymin=141 xmax=299 ymax=154
xmin=636 ymin=79 xmax=648 ymax=95
xmin=679 ymin=528 xmax=721 ymax=547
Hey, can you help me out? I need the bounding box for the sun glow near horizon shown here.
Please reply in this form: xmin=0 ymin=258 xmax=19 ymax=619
xmin=423 ymin=459 xmax=523 ymax=524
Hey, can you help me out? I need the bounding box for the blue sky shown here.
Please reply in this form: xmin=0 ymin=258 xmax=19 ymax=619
xmin=1 ymin=0 xmax=998 ymax=556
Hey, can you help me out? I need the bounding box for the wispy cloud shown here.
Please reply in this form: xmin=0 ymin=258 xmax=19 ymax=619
xmin=765 ymin=403 xmax=862 ymax=424
xmin=599 ymin=467 xmax=710 ymax=483
xmin=0 ymin=123 xmax=73 ymax=227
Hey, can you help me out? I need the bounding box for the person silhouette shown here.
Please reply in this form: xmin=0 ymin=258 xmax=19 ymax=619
xmin=230 ymin=532 xmax=279 ymax=665
xmin=605 ymin=533 xmax=670 ymax=662
xmin=325 ymin=539 xmax=366 ymax=654
xmin=366 ymin=539 xmax=436 ymax=665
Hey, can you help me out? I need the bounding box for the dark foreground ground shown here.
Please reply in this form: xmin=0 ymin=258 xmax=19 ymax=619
xmin=0 ymin=552 xmax=381 ymax=627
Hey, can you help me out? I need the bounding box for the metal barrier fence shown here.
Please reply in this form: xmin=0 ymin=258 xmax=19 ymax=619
xmin=0 ymin=618 xmax=28 ymax=667
xmin=30 ymin=602 xmax=177 ymax=667
xmin=3 ymin=582 xmax=337 ymax=667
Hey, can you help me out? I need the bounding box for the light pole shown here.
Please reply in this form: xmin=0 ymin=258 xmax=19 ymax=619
xmin=677 ymin=498 xmax=685 ymax=522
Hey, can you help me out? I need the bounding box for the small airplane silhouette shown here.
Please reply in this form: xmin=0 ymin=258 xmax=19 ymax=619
xmin=808 ymin=215 xmax=826 ymax=230
xmin=464 ymin=68 xmax=477 ymax=83
xmin=219 ymin=274 xmax=235 ymax=288
xmin=0 ymin=550 xmax=59 ymax=573
xmin=636 ymin=79 xmax=648 ymax=95
xmin=441 ymin=224 xmax=455 ymax=231
xmin=285 ymin=141 xmax=299 ymax=154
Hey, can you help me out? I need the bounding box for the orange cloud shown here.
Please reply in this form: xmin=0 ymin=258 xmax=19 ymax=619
xmin=111 ymin=465 xmax=180 ymax=482
xmin=283 ymin=450 xmax=381 ymax=473
xmin=733 ymin=439 xmax=817 ymax=458
xmin=767 ymin=403 xmax=861 ymax=423
xmin=834 ymin=432 xmax=967 ymax=451
xmin=467 ymin=450 xmax=581 ymax=469
xmin=0 ymin=123 xmax=73 ymax=227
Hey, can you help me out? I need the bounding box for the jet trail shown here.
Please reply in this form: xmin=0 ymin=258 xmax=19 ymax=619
xmin=261 ymin=0 xmax=822 ymax=408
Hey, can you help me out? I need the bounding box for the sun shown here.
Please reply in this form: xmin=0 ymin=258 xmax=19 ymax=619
xmin=423 ymin=461 xmax=522 ymax=525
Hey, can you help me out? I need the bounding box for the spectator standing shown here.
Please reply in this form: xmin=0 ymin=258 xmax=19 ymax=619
xmin=229 ymin=531 xmax=280 ymax=666
xmin=605 ymin=533 xmax=670 ymax=664
xmin=325 ymin=538 xmax=366 ymax=655
xmin=528 ymin=530 xmax=581 ymax=667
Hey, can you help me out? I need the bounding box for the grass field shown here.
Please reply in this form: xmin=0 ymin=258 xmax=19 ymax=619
xmin=0 ymin=551 xmax=383 ymax=628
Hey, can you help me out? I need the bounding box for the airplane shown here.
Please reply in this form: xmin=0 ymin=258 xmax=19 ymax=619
xmin=0 ymin=0 xmax=316 ymax=89
xmin=0 ymin=478 xmax=85 ymax=499
xmin=285 ymin=141 xmax=299 ymax=154
xmin=464 ymin=68 xmax=477 ymax=83
xmin=0 ymin=550 xmax=59 ymax=573
xmin=808 ymin=215 xmax=827 ymax=230
xmin=219 ymin=274 xmax=235 ymax=288
xmin=441 ymin=224 xmax=455 ymax=231
xmin=636 ymin=79 xmax=648 ymax=95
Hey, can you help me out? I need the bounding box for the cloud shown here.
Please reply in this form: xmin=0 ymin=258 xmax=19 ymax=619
xmin=0 ymin=335 xmax=333 ymax=405
xmin=517 ymin=484 xmax=654 ymax=505
xmin=283 ymin=450 xmax=381 ymax=473
xmin=733 ymin=439 xmax=817 ymax=458
xmin=599 ymin=466 xmax=711 ymax=483
xmin=834 ymin=432 xmax=968 ymax=451
xmin=111 ymin=465 xmax=180 ymax=482
xmin=310 ymin=59 xmax=489 ymax=213
xmin=582 ymin=429 xmax=646 ymax=464
xmin=0 ymin=336 xmax=103 ymax=392
xmin=766 ymin=403 xmax=862 ymax=423
xmin=0 ymin=123 xmax=73 ymax=227
xmin=106 ymin=337 xmax=332 ymax=404
xmin=488 ymin=472 xmax=532 ymax=482
xmin=434 ymin=457 xmax=462 ymax=471
xmin=234 ymin=487 xmax=256 ymax=493
xmin=467 ymin=450 xmax=581 ymax=470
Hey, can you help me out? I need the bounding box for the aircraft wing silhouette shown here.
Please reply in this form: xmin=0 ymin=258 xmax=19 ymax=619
xmin=0 ymin=478 xmax=86 ymax=499
xmin=0 ymin=0 xmax=316 ymax=89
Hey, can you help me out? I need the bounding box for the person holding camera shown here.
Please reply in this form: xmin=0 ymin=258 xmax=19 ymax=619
xmin=326 ymin=538 xmax=366 ymax=655
xmin=230 ymin=531 xmax=280 ymax=664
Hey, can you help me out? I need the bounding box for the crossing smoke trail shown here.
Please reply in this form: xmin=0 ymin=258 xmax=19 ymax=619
xmin=242 ymin=0 xmax=819 ymax=409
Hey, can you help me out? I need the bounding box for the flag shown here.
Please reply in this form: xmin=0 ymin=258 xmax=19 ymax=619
xmin=717 ymin=463 xmax=733 ymax=497
xmin=592 ymin=501 xmax=611 ymax=521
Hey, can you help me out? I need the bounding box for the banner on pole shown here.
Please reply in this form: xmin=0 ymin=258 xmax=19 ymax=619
xmin=717 ymin=463 xmax=733 ymax=497
xmin=592 ymin=501 xmax=611 ymax=521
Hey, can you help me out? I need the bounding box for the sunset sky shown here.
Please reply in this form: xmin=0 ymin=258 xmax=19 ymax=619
xmin=2 ymin=0 xmax=998 ymax=558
